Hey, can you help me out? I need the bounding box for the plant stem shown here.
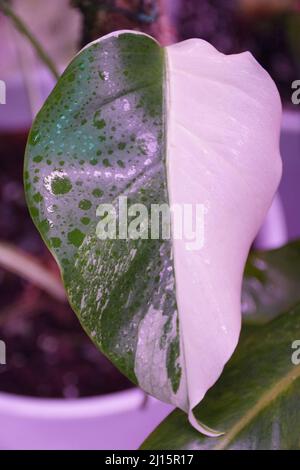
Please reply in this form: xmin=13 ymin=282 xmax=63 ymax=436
xmin=0 ymin=242 xmax=66 ymax=302
xmin=0 ymin=0 xmax=60 ymax=80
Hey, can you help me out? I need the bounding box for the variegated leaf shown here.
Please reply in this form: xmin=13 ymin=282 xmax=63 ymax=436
xmin=24 ymin=31 xmax=282 ymax=434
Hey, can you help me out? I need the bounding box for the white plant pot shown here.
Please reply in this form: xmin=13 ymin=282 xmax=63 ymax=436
xmin=0 ymin=389 xmax=173 ymax=450
xmin=255 ymin=110 xmax=300 ymax=250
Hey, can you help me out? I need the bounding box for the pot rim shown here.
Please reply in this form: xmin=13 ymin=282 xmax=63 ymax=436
xmin=0 ymin=387 xmax=147 ymax=419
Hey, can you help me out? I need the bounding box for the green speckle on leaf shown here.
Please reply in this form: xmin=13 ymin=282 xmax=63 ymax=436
xmin=79 ymin=199 xmax=92 ymax=210
xmin=92 ymin=188 xmax=103 ymax=197
xmin=33 ymin=155 xmax=43 ymax=163
xmin=103 ymin=158 xmax=111 ymax=167
xmin=118 ymin=142 xmax=126 ymax=150
xmin=33 ymin=192 xmax=43 ymax=203
xmin=67 ymin=229 xmax=85 ymax=247
xmin=81 ymin=217 xmax=91 ymax=225
xmin=93 ymin=111 xmax=106 ymax=130
xmin=117 ymin=160 xmax=125 ymax=168
xmin=51 ymin=237 xmax=62 ymax=248
xmin=51 ymin=176 xmax=73 ymax=195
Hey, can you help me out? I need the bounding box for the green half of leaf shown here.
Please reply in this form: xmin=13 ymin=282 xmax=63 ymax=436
xmin=24 ymin=32 xmax=184 ymax=405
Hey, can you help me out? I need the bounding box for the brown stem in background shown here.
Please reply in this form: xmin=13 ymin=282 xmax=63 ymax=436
xmin=0 ymin=242 xmax=66 ymax=302
xmin=71 ymin=0 xmax=177 ymax=47
xmin=237 ymin=0 xmax=299 ymax=17
xmin=0 ymin=0 xmax=60 ymax=79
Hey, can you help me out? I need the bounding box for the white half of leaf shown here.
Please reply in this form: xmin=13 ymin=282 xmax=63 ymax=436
xmin=165 ymin=39 xmax=282 ymax=434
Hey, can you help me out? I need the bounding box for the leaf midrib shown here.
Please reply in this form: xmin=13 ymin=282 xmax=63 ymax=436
xmin=213 ymin=363 xmax=300 ymax=450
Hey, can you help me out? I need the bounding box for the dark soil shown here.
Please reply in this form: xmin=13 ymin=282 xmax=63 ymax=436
xmin=0 ymin=131 xmax=133 ymax=398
